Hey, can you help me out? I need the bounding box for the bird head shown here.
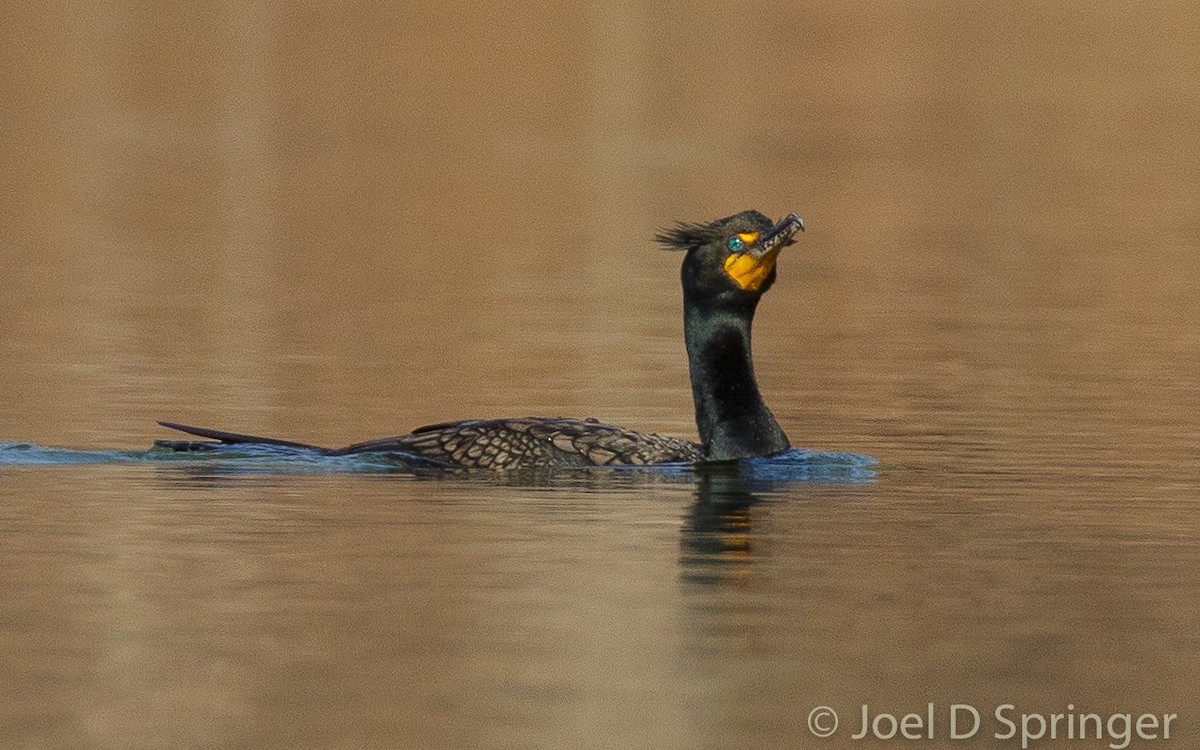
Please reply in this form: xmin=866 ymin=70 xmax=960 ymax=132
xmin=656 ymin=210 xmax=805 ymax=303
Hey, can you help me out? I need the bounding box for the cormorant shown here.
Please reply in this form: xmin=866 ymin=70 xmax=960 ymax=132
xmin=156 ymin=209 xmax=805 ymax=468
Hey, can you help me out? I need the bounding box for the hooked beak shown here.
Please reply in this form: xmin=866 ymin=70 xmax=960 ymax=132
xmin=723 ymin=212 xmax=805 ymax=292
xmin=752 ymin=212 xmax=805 ymax=260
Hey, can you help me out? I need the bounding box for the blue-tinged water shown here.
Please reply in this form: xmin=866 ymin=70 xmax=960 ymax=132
xmin=0 ymin=440 xmax=878 ymax=482
xmin=4 ymin=4 xmax=1200 ymax=748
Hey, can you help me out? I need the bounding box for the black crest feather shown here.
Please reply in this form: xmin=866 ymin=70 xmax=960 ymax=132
xmin=654 ymin=210 xmax=775 ymax=251
xmin=654 ymin=221 xmax=722 ymax=251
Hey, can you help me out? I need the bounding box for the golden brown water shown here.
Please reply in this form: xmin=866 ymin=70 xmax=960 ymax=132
xmin=2 ymin=2 xmax=1198 ymax=748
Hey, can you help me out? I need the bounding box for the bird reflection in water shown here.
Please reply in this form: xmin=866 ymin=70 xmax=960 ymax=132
xmin=679 ymin=464 xmax=770 ymax=586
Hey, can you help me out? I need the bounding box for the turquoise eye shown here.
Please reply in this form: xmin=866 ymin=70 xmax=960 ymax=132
xmin=727 ymin=236 xmax=745 ymax=252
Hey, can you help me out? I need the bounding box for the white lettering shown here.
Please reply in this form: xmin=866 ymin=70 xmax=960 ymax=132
xmin=873 ymin=712 xmax=898 ymax=739
xmin=1107 ymin=713 xmax=1131 ymax=749
xmin=842 ymin=702 xmax=1174 ymax=746
xmin=994 ymin=704 xmax=1016 ymax=739
xmin=950 ymin=704 xmax=980 ymax=739
xmin=1021 ymin=713 xmax=1047 ymax=749
xmin=899 ymin=711 xmax=923 ymax=740
xmin=1135 ymin=713 xmax=1159 ymax=740
xmin=850 ymin=704 xmax=868 ymax=740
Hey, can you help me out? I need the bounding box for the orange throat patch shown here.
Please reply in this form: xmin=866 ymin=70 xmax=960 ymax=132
xmin=724 ymin=246 xmax=782 ymax=291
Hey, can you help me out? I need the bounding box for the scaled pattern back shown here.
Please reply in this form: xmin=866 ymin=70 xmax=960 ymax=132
xmin=337 ymin=417 xmax=704 ymax=468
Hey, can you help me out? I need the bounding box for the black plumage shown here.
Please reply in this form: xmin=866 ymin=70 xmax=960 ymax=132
xmin=156 ymin=209 xmax=805 ymax=468
xmin=340 ymin=417 xmax=703 ymax=467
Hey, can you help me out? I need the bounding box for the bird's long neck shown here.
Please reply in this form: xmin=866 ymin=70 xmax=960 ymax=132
xmin=684 ymin=298 xmax=790 ymax=461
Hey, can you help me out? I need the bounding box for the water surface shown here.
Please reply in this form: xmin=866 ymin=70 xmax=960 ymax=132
xmin=2 ymin=2 xmax=1198 ymax=748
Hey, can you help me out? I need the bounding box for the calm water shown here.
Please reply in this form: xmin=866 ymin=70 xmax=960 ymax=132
xmin=2 ymin=2 xmax=1199 ymax=749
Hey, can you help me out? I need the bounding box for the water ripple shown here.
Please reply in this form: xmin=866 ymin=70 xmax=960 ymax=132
xmin=0 ymin=440 xmax=876 ymax=482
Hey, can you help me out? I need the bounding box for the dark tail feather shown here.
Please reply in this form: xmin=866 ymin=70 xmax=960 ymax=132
xmin=156 ymin=420 xmax=326 ymax=451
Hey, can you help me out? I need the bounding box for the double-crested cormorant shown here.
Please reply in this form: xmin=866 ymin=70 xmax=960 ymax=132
xmin=156 ymin=209 xmax=805 ymax=468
